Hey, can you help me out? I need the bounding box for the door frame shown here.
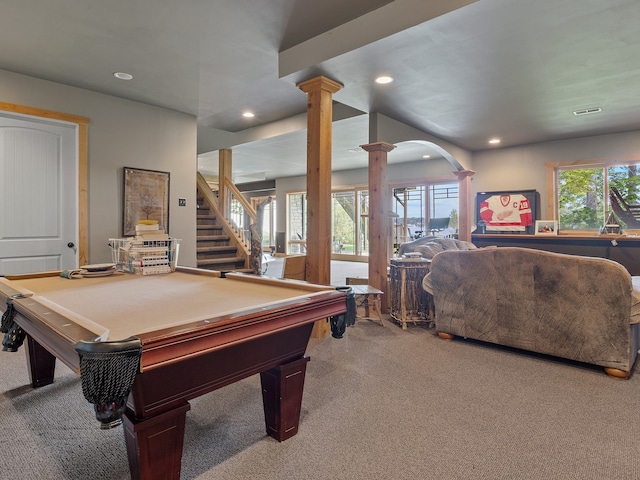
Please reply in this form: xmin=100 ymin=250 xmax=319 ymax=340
xmin=0 ymin=101 xmax=90 ymax=266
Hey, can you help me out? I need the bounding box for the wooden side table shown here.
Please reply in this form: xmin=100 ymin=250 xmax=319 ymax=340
xmin=345 ymin=277 xmax=384 ymax=326
xmin=349 ymin=284 xmax=384 ymax=326
xmin=389 ymin=257 xmax=432 ymax=329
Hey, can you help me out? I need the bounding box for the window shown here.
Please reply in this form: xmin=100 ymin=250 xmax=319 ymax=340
xmin=393 ymin=186 xmax=424 ymax=244
xmin=286 ymin=192 xmax=307 ymax=254
xmin=392 ymin=182 xmax=458 ymax=246
xmin=331 ymin=189 xmax=369 ymax=257
xmin=250 ymin=195 xmax=276 ymax=248
xmin=287 ymin=180 xmax=458 ymax=258
xmin=261 ymin=198 xmax=276 ymax=248
xmin=332 ymin=191 xmax=356 ymax=255
xmin=556 ymin=162 xmax=640 ymax=231
xmin=286 ymin=188 xmax=369 ymax=259
xmin=429 ymin=184 xmax=459 ymax=223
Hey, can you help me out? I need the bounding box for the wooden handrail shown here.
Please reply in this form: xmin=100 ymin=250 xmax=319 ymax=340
xmin=221 ymin=177 xmax=256 ymax=253
xmin=223 ymin=178 xmax=256 ymax=219
xmin=196 ymin=172 xmax=251 ymax=257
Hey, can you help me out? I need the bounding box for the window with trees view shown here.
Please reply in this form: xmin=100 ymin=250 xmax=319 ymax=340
xmin=286 ymin=188 xmax=369 ymax=259
xmin=331 ymin=189 xmax=369 ymax=257
xmin=557 ymin=163 xmax=640 ymax=230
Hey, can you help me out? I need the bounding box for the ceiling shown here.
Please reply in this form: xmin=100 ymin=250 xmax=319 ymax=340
xmin=2 ymin=0 xmax=640 ymax=182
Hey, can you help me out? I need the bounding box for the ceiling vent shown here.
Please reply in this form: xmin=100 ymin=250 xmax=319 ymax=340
xmin=573 ymin=107 xmax=602 ymax=116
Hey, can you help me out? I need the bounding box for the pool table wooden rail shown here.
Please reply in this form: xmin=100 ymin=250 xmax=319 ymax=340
xmin=0 ymin=278 xmax=93 ymax=381
xmin=0 ymin=268 xmax=346 ymax=379
xmin=1 ymin=268 xmax=348 ymax=480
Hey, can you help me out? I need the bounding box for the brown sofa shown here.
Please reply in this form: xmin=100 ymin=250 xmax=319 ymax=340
xmin=423 ymin=247 xmax=640 ymax=378
xmin=397 ymin=236 xmax=477 ymax=258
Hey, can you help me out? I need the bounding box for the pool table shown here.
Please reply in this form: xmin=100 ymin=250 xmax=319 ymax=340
xmin=0 ymin=267 xmax=347 ymax=480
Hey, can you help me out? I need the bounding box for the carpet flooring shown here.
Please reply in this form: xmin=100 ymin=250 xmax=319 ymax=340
xmin=2 ymin=317 xmax=640 ymax=479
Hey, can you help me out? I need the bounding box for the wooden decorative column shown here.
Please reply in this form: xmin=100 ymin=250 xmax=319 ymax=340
xmin=218 ymin=149 xmax=232 ymax=215
xmin=297 ymin=76 xmax=343 ymax=338
xmin=453 ymin=170 xmax=475 ymax=242
xmin=361 ymin=142 xmax=395 ymax=312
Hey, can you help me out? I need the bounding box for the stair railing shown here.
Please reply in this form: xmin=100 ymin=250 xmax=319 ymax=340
xmin=225 ymin=179 xmax=257 ymax=250
xmin=196 ymin=172 xmax=253 ymax=257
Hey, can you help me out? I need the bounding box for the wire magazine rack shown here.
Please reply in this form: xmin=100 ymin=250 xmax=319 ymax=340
xmin=109 ymin=238 xmax=180 ymax=275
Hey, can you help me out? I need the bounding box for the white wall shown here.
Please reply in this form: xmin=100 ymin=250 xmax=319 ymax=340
xmin=370 ymin=113 xmax=473 ymax=171
xmin=0 ymin=69 xmax=198 ymax=266
xmin=471 ymin=131 xmax=640 ymax=220
xmin=275 ymin=130 xmax=640 ymax=233
xmin=10 ymin=63 xmax=637 ymax=257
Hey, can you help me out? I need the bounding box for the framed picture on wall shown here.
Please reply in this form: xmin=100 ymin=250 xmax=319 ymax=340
xmin=123 ymin=167 xmax=170 ymax=236
xmin=535 ymin=220 xmax=558 ymax=236
xmin=476 ymin=190 xmax=539 ymax=234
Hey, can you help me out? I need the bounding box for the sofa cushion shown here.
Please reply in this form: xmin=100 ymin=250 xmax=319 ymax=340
xmin=415 ymin=243 xmax=444 ymax=259
xmin=399 ymin=236 xmax=477 ymax=258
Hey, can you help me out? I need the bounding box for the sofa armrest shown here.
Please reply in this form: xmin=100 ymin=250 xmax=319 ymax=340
xmin=422 ymin=272 xmax=434 ymax=295
xmin=631 ymin=277 xmax=640 ymax=324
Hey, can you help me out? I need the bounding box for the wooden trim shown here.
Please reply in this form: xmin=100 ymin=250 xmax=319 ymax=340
xmin=297 ymin=76 xmax=343 ymax=338
xmin=224 ymin=177 xmax=257 ymax=218
xmin=218 ymin=148 xmax=232 ymax=214
xmin=544 ymin=162 xmax=556 ymax=221
xmin=77 ymin=122 xmax=89 ymax=266
xmin=361 ymin=142 xmax=395 ymax=312
xmin=0 ymin=101 xmax=90 ymax=267
xmin=546 ymin=155 xmax=640 ymax=230
xmin=545 ymin=155 xmax=640 ymax=170
xmin=0 ymin=102 xmax=89 ymax=126
xmin=296 ymin=76 xmax=344 ymax=287
xmin=453 ymin=170 xmax=475 ymax=242
xmin=297 ymin=76 xmax=343 ymax=95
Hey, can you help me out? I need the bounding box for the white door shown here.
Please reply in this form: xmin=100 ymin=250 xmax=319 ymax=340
xmin=0 ymin=113 xmax=78 ymax=275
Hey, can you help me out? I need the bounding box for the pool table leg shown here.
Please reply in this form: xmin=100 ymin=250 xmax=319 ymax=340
xmin=24 ymin=335 xmax=56 ymax=388
xmin=260 ymin=355 xmax=310 ymax=441
xmin=122 ymin=403 xmax=191 ymax=480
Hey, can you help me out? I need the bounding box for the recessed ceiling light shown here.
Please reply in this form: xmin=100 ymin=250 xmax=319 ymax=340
xmin=375 ymin=76 xmax=394 ymax=84
xmin=488 ymin=138 xmax=501 ymax=145
xmin=573 ymin=107 xmax=602 ymax=116
xmin=113 ymin=72 xmax=133 ymax=80
xmin=242 ymin=111 xmax=255 ymax=118
xmin=422 ymin=154 xmax=431 ymax=159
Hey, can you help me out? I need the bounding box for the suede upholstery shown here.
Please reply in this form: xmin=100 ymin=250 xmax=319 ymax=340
xmin=423 ymin=247 xmax=640 ymax=374
xmin=398 ymin=236 xmax=477 ymax=259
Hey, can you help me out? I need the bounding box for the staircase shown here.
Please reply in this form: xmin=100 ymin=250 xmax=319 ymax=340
xmin=196 ymin=190 xmax=251 ymax=273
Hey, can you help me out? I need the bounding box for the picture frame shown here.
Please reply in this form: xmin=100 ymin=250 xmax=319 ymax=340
xmin=123 ymin=167 xmax=170 ymax=236
xmin=535 ymin=220 xmax=558 ymax=236
xmin=476 ymin=190 xmax=539 ymax=234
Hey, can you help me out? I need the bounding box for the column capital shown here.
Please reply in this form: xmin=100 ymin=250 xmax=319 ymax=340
xmin=360 ymin=142 xmax=396 ymax=153
xmin=453 ymin=169 xmax=475 ymax=179
xmin=297 ymin=76 xmax=343 ymax=94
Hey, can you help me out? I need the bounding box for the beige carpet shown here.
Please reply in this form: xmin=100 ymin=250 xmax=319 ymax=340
xmin=1 ymin=318 xmax=640 ymax=479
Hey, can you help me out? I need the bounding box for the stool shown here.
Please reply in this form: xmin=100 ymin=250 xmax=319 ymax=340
xmin=346 ymin=280 xmax=384 ymax=326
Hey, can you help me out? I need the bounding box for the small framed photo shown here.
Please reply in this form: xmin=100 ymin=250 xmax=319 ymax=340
xmin=535 ymin=220 xmax=558 ymax=236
